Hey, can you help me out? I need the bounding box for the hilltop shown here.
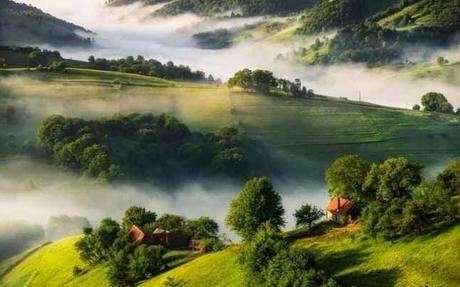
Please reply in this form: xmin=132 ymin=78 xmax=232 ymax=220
xmin=0 ymin=223 xmax=458 ymax=286
xmin=1 ymin=67 xmax=460 ymax=178
xmin=0 ymin=0 xmax=92 ymax=47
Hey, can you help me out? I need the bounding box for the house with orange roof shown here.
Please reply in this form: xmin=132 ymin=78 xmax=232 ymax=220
xmin=325 ymin=197 xmax=357 ymax=224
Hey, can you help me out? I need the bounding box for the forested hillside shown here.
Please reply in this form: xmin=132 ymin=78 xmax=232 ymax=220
xmin=298 ymin=0 xmax=460 ymax=65
xmin=0 ymin=0 xmax=92 ymax=47
xmin=109 ymin=0 xmax=319 ymax=16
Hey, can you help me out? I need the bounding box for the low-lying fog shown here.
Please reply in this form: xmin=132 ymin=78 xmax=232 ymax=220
xmin=2 ymin=0 xmax=459 ymax=253
xmin=0 ymin=158 xmax=327 ymax=245
xmin=17 ymin=0 xmax=460 ymax=108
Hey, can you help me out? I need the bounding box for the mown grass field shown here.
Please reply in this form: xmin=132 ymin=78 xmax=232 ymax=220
xmin=1 ymin=68 xmax=460 ymax=177
xmin=1 ymin=222 xmax=458 ymax=287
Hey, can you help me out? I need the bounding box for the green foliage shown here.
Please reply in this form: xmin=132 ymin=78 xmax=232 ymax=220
xmin=228 ymin=69 xmax=311 ymax=96
xmin=75 ymin=218 xmax=121 ymax=264
xmin=152 ymin=214 xmax=186 ymax=232
xmin=437 ymin=157 xmax=460 ymax=196
xmin=240 ymin=224 xmax=337 ymax=287
xmin=240 ymin=223 xmax=287 ymax=285
xmin=37 ymin=113 xmax=263 ymax=183
xmin=128 ymin=245 xmax=165 ymax=282
xmin=185 ymin=217 xmax=219 ymax=240
xmin=226 ymin=177 xmax=285 ymax=241
xmin=298 ymin=0 xmax=364 ymax=34
xmin=89 ymin=56 xmax=210 ymax=81
xmin=363 ymin=156 xmax=422 ymax=202
xmin=263 ymin=248 xmax=338 ymax=287
xmin=48 ymin=61 xmax=67 ymax=72
xmin=294 ymin=204 xmax=324 ymax=228
xmin=122 ymin=206 xmax=157 ymax=230
xmin=421 ymin=92 xmax=454 ymax=114
xmin=197 ymin=238 xmax=226 ymax=253
xmin=154 ymin=0 xmax=317 ymax=17
xmin=325 ymin=155 xmax=370 ymax=202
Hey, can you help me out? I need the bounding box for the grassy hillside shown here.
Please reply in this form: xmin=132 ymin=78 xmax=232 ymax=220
xmin=297 ymin=222 xmax=460 ymax=287
xmin=1 ymin=68 xmax=460 ymax=178
xmin=0 ymin=0 xmax=91 ymax=47
xmin=1 ymin=223 xmax=458 ymax=287
xmin=142 ymin=247 xmax=243 ymax=286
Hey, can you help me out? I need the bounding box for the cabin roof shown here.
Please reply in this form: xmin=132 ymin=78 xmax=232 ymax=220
xmin=326 ymin=197 xmax=355 ymax=215
xmin=128 ymin=224 xmax=145 ymax=244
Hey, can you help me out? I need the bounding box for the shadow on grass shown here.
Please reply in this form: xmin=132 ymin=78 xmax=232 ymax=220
xmin=284 ymin=221 xmax=342 ymax=240
xmin=312 ymin=247 xmax=370 ymax=275
xmin=337 ymin=268 xmax=400 ymax=287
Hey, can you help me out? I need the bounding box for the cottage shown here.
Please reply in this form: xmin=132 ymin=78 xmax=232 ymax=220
xmin=325 ymin=197 xmax=357 ymax=224
xmin=127 ymin=225 xmax=194 ymax=249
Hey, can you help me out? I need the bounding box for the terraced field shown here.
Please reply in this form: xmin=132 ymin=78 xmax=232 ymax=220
xmin=1 ymin=68 xmax=460 ymax=177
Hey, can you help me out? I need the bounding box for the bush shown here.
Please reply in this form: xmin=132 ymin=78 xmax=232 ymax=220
xmin=240 ymin=223 xmax=287 ymax=286
xmin=197 ymin=237 xmax=226 ymax=253
xmin=185 ymin=217 xmax=219 ymax=240
xmin=128 ymin=245 xmax=165 ymax=282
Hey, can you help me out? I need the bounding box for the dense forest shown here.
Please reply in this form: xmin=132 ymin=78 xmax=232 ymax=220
xmin=0 ymin=0 xmax=92 ymax=47
xmin=129 ymin=0 xmax=319 ymax=16
xmin=299 ymin=0 xmax=460 ymax=65
xmin=37 ymin=113 xmax=267 ymax=183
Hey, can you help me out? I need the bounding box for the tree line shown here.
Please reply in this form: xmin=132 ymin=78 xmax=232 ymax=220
xmin=87 ymin=55 xmax=217 ymax=82
xmin=37 ymin=113 xmax=266 ymax=183
xmin=326 ymin=155 xmax=459 ymax=240
xmin=228 ymin=68 xmax=314 ymax=97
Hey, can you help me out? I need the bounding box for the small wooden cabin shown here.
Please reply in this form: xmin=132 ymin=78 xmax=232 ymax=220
xmin=325 ymin=197 xmax=357 ymax=224
xmin=127 ymin=225 xmax=193 ymax=249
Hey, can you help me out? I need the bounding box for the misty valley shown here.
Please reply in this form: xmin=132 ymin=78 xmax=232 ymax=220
xmin=0 ymin=0 xmax=460 ymax=287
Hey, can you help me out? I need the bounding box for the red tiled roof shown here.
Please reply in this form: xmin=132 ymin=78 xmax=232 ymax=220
xmin=326 ymin=197 xmax=355 ymax=215
xmin=128 ymin=225 xmax=145 ymax=244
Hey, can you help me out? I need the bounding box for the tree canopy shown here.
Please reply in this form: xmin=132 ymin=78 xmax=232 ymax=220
xmin=226 ymin=177 xmax=285 ymax=241
xmin=421 ymin=92 xmax=454 ymax=114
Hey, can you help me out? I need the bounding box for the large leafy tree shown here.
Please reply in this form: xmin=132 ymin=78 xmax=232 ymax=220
xmin=325 ymin=155 xmax=370 ymax=201
xmin=226 ymin=177 xmax=285 ymax=241
xmin=363 ymin=157 xmax=422 ymax=203
xmin=122 ymin=206 xmax=157 ymax=230
xmin=421 ymin=92 xmax=454 ymax=113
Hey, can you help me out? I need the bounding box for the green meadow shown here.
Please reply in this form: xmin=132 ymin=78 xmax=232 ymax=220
xmin=1 ymin=68 xmax=460 ymax=176
xmin=1 ymin=223 xmax=458 ymax=287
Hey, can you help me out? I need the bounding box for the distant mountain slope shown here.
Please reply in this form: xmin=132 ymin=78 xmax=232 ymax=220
xmin=108 ymin=0 xmax=319 ymax=16
xmin=0 ymin=0 xmax=92 ymax=47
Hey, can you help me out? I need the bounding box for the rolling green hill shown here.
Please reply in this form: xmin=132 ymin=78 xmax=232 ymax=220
xmin=0 ymin=0 xmax=92 ymax=47
xmin=1 ymin=68 xmax=460 ymax=178
xmin=1 ymin=223 xmax=458 ymax=286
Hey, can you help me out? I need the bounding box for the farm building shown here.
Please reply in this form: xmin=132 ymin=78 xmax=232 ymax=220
xmin=127 ymin=225 xmax=195 ymax=249
xmin=325 ymin=197 xmax=357 ymax=224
